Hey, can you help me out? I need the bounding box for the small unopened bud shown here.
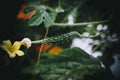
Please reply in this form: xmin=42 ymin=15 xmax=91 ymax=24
xmin=21 ymin=38 xmax=32 ymax=48
xmin=67 ymin=14 xmax=74 ymax=24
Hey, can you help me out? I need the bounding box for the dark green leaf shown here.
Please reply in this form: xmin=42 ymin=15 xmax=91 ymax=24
xmin=41 ymin=47 xmax=99 ymax=65
xmin=21 ymin=47 xmax=102 ymax=80
xmin=24 ymin=7 xmax=35 ymax=14
xmin=27 ymin=13 xmax=43 ymax=26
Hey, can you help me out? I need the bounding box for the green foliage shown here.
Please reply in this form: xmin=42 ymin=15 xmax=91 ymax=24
xmin=41 ymin=47 xmax=99 ymax=64
xmin=15 ymin=0 xmax=114 ymax=80
xmin=25 ymin=2 xmax=57 ymax=28
xmin=28 ymin=11 xmax=57 ymax=28
xmin=85 ymin=26 xmax=97 ymax=35
xmin=21 ymin=47 xmax=101 ymax=80
xmin=0 ymin=0 xmax=115 ymax=80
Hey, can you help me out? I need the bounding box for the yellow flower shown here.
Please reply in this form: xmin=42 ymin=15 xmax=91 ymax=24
xmin=0 ymin=40 xmax=24 ymax=58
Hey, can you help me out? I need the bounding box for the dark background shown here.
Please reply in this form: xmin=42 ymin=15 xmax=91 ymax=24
xmin=0 ymin=0 xmax=24 ymax=42
xmin=0 ymin=1 xmax=27 ymax=80
xmin=0 ymin=0 xmax=120 ymax=80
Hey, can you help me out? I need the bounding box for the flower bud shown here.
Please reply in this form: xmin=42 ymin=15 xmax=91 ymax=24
xmin=21 ymin=38 xmax=32 ymax=48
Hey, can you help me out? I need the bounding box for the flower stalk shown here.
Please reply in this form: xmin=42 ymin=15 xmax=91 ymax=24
xmin=31 ymin=31 xmax=103 ymax=45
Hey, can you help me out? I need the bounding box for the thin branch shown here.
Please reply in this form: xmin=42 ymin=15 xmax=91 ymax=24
xmin=37 ymin=28 xmax=49 ymax=64
xmin=52 ymin=20 xmax=107 ymax=27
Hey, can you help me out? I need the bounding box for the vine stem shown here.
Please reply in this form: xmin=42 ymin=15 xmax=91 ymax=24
xmin=52 ymin=20 xmax=107 ymax=27
xmin=37 ymin=28 xmax=49 ymax=64
xmin=58 ymin=0 xmax=61 ymax=8
xmin=32 ymin=31 xmax=106 ymax=45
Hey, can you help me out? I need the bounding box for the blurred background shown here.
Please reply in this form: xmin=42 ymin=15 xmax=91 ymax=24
xmin=0 ymin=0 xmax=120 ymax=80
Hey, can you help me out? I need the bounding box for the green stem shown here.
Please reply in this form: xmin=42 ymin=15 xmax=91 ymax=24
xmin=92 ymin=40 xmax=106 ymax=52
xmin=32 ymin=31 xmax=104 ymax=45
xmin=37 ymin=28 xmax=49 ymax=64
xmin=52 ymin=20 xmax=107 ymax=27
xmin=58 ymin=0 xmax=60 ymax=8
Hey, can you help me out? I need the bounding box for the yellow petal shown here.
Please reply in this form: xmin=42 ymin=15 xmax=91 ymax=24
xmin=12 ymin=41 xmax=21 ymax=52
xmin=3 ymin=40 xmax=12 ymax=50
xmin=0 ymin=45 xmax=8 ymax=51
xmin=3 ymin=40 xmax=12 ymax=46
xmin=9 ymin=53 xmax=16 ymax=58
xmin=0 ymin=45 xmax=15 ymax=57
xmin=16 ymin=50 xmax=24 ymax=56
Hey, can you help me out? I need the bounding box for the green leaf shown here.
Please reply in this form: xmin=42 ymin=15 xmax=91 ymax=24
xmin=27 ymin=13 xmax=43 ymax=26
xmin=55 ymin=7 xmax=64 ymax=13
xmin=27 ymin=11 xmax=57 ymax=28
xmin=21 ymin=47 xmax=101 ymax=80
xmin=41 ymin=47 xmax=99 ymax=64
xmin=43 ymin=12 xmax=57 ymax=28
